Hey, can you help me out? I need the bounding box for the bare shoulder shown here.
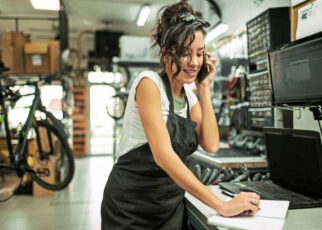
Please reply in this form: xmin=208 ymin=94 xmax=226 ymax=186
xmin=135 ymin=77 xmax=161 ymax=102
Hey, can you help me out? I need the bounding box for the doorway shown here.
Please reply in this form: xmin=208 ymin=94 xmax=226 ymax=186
xmin=89 ymin=85 xmax=115 ymax=155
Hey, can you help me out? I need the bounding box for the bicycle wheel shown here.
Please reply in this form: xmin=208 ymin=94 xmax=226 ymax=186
xmin=28 ymin=120 xmax=75 ymax=190
xmin=106 ymin=94 xmax=127 ymax=120
xmin=114 ymin=65 xmax=130 ymax=90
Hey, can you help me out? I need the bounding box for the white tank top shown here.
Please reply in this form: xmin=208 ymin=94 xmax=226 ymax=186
xmin=117 ymin=71 xmax=198 ymax=157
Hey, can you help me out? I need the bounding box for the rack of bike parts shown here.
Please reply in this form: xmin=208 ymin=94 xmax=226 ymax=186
xmin=245 ymin=7 xmax=290 ymax=129
xmin=72 ymin=86 xmax=87 ymax=156
xmin=186 ymin=150 xmax=268 ymax=188
xmin=246 ymin=70 xmax=274 ymax=128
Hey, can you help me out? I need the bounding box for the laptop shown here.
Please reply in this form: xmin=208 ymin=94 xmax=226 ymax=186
xmin=219 ymin=128 xmax=322 ymax=209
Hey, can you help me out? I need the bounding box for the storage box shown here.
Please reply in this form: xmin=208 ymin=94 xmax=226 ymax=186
xmin=0 ymin=138 xmax=35 ymax=164
xmin=48 ymin=40 xmax=60 ymax=74
xmin=32 ymin=127 xmax=58 ymax=197
xmin=291 ymin=0 xmax=320 ymax=41
xmin=0 ymin=138 xmax=34 ymax=186
xmin=32 ymin=155 xmax=56 ymax=197
xmin=1 ymin=32 xmax=26 ymax=74
xmin=24 ymin=42 xmax=49 ymax=74
xmin=0 ymin=137 xmax=14 ymax=164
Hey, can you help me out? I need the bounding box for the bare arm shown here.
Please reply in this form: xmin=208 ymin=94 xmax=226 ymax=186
xmin=135 ymin=77 xmax=260 ymax=217
xmin=191 ymin=86 xmax=220 ymax=153
xmin=191 ymin=53 xmax=219 ymax=153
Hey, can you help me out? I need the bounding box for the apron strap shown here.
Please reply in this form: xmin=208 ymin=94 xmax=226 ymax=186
xmin=161 ymin=72 xmax=191 ymax=120
xmin=185 ymin=94 xmax=191 ymax=119
xmin=161 ymin=73 xmax=174 ymax=113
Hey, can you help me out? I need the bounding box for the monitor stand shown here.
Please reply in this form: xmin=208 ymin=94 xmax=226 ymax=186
xmin=309 ymin=106 xmax=322 ymax=134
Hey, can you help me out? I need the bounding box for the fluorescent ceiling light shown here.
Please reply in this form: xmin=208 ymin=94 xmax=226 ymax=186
xmin=136 ymin=4 xmax=151 ymax=27
xmin=205 ymin=24 xmax=228 ymax=44
xmin=30 ymin=0 xmax=60 ymax=11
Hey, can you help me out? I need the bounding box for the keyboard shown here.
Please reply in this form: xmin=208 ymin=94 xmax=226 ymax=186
xmin=198 ymin=147 xmax=258 ymax=158
xmin=219 ymin=181 xmax=322 ymax=209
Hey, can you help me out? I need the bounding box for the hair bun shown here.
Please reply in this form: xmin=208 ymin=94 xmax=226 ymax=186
xmin=169 ymin=12 xmax=196 ymax=25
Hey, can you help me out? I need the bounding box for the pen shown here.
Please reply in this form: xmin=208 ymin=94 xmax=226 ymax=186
xmin=221 ymin=190 xmax=261 ymax=212
xmin=221 ymin=190 xmax=235 ymax=198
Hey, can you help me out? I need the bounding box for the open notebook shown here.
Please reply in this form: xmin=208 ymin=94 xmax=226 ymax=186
xmin=185 ymin=186 xmax=289 ymax=230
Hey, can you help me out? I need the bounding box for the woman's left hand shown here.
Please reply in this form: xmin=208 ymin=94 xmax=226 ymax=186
xmin=196 ymin=51 xmax=217 ymax=88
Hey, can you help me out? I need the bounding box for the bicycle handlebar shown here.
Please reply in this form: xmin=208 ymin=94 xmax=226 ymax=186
xmin=25 ymin=73 xmax=58 ymax=86
xmin=1 ymin=74 xmax=58 ymax=103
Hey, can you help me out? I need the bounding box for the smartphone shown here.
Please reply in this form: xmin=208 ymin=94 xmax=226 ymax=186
xmin=197 ymin=52 xmax=210 ymax=83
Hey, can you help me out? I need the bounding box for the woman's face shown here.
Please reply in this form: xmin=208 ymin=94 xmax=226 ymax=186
xmin=170 ymin=30 xmax=206 ymax=84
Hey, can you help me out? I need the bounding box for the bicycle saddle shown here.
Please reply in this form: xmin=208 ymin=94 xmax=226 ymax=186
xmin=0 ymin=61 xmax=10 ymax=73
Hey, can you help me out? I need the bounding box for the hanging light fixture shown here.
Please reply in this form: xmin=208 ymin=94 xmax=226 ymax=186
xmin=30 ymin=0 xmax=60 ymax=11
xmin=136 ymin=4 xmax=151 ymax=27
xmin=205 ymin=24 xmax=229 ymax=44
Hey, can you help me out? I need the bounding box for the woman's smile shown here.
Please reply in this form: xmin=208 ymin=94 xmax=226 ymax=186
xmin=182 ymin=68 xmax=197 ymax=78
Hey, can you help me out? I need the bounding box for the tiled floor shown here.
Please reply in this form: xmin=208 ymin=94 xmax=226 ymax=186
xmin=0 ymin=156 xmax=114 ymax=230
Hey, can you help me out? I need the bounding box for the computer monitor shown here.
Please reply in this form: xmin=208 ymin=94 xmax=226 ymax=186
xmin=268 ymin=32 xmax=322 ymax=107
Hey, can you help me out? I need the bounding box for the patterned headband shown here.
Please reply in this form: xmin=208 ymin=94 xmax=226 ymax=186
xmin=160 ymin=12 xmax=210 ymax=47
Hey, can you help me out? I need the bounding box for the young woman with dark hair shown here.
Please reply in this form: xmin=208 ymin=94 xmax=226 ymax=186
xmin=101 ymin=2 xmax=260 ymax=229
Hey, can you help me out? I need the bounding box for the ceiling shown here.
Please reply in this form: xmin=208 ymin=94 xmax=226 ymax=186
xmin=0 ymin=0 xmax=181 ymax=41
xmin=0 ymin=0 xmax=291 ymax=49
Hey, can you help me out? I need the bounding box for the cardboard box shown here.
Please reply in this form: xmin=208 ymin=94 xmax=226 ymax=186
xmin=48 ymin=40 xmax=60 ymax=74
xmin=32 ymin=155 xmax=56 ymax=197
xmin=24 ymin=42 xmax=49 ymax=74
xmin=32 ymin=128 xmax=58 ymax=197
xmin=291 ymin=0 xmax=317 ymax=41
xmin=0 ymin=137 xmax=34 ymax=170
xmin=1 ymin=32 xmax=26 ymax=74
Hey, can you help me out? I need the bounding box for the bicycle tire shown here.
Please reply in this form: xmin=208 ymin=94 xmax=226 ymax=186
xmin=106 ymin=94 xmax=127 ymax=120
xmin=28 ymin=120 xmax=75 ymax=190
xmin=111 ymin=65 xmax=130 ymax=90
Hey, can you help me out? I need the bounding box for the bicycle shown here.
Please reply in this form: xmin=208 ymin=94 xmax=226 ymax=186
xmin=0 ymin=64 xmax=75 ymax=201
xmin=105 ymin=60 xmax=161 ymax=120
xmin=105 ymin=64 xmax=130 ymax=120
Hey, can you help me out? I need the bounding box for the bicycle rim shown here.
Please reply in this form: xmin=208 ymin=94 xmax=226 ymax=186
xmin=28 ymin=121 xmax=75 ymax=190
xmin=114 ymin=65 xmax=130 ymax=89
xmin=106 ymin=95 xmax=126 ymax=119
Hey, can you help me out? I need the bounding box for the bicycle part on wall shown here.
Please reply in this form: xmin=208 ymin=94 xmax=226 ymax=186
xmin=106 ymin=93 xmax=128 ymax=120
xmin=104 ymin=64 xmax=130 ymax=120
xmin=105 ymin=64 xmax=130 ymax=90
xmin=114 ymin=64 xmax=130 ymax=90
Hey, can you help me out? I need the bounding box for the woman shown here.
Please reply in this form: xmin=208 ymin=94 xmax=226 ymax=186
xmin=101 ymin=2 xmax=260 ymax=229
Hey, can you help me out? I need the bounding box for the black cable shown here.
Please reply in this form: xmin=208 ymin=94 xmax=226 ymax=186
xmin=309 ymin=107 xmax=322 ymax=135
xmin=318 ymin=120 xmax=322 ymax=136
xmin=206 ymin=0 xmax=222 ymax=19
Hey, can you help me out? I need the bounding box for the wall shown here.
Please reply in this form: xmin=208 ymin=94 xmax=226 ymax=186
xmin=294 ymin=109 xmax=321 ymax=139
xmin=190 ymin=0 xmax=291 ymax=41
xmin=190 ymin=0 xmax=322 ymax=134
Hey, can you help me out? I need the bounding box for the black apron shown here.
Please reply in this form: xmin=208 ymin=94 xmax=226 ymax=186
xmin=101 ymin=73 xmax=198 ymax=230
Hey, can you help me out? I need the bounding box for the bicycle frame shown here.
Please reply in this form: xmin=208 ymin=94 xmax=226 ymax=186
xmin=0 ymin=72 xmax=75 ymax=194
xmin=0 ymin=80 xmax=56 ymax=175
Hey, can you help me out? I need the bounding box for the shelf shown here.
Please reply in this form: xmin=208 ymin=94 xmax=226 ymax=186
xmin=72 ymin=86 xmax=87 ymax=156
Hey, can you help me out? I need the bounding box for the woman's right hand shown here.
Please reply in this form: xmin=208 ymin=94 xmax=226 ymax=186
xmin=217 ymin=192 xmax=261 ymax=217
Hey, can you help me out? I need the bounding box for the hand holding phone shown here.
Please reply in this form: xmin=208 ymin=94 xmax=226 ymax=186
xmin=197 ymin=52 xmax=210 ymax=83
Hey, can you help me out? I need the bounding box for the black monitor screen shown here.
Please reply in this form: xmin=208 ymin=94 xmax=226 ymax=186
xmin=264 ymin=128 xmax=322 ymax=196
xmin=268 ymin=33 xmax=322 ymax=106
